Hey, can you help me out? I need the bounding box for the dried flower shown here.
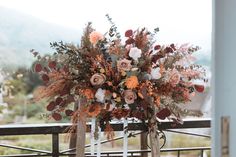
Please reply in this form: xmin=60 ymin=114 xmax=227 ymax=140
xmin=169 ymin=70 xmax=181 ymax=86
xmin=123 ymin=90 xmax=137 ymax=104
xmin=117 ymin=58 xmax=132 ymax=71
xmin=82 ymin=89 xmax=95 ymax=99
xmin=90 ymin=73 xmax=106 ymax=86
xmin=32 ymin=22 xmax=206 ymax=130
xmin=125 ymin=76 xmax=139 ymax=89
xmin=86 ymin=103 xmax=102 ymax=117
xmin=129 ymin=47 xmax=142 ymax=61
xmin=89 ymin=31 xmax=103 ymax=45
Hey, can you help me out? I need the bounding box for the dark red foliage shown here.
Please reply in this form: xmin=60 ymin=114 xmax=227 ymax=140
xmin=48 ymin=61 xmax=57 ymax=69
xmin=112 ymin=108 xmax=130 ymax=120
xmin=154 ymin=45 xmax=161 ymax=50
xmin=131 ymin=110 xmax=145 ymax=120
xmin=125 ymin=29 xmax=133 ymax=37
xmin=65 ymin=109 xmax=74 ymax=116
xmin=59 ymin=100 xmax=67 ymax=107
xmin=55 ymin=97 xmax=63 ymax=105
xmin=46 ymin=101 xmax=56 ymax=111
xmin=151 ymin=54 xmax=162 ymax=63
xmin=42 ymin=74 xmax=49 ymax=82
xmin=52 ymin=113 xmax=62 ymax=121
xmin=125 ymin=38 xmax=135 ymax=45
xmin=99 ymin=111 xmax=112 ymax=124
xmin=140 ymin=100 xmax=149 ymax=110
xmin=165 ymin=47 xmax=173 ymax=53
xmin=170 ymin=44 xmax=176 ymax=50
xmin=60 ymin=82 xmax=74 ymax=96
xmin=66 ymin=95 xmax=75 ymax=104
xmin=194 ymin=85 xmax=204 ymax=93
xmin=34 ymin=64 xmax=42 ymax=73
xmin=156 ymin=108 xmax=171 ymax=120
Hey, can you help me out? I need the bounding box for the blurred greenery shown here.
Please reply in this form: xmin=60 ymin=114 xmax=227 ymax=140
xmin=1 ymin=65 xmax=71 ymax=124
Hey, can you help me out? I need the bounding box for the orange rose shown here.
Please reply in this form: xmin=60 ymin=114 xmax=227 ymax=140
xmin=125 ymin=76 xmax=139 ymax=89
xmin=89 ymin=31 xmax=103 ymax=45
xmin=86 ymin=104 xmax=102 ymax=117
xmin=83 ymin=89 xmax=94 ymax=99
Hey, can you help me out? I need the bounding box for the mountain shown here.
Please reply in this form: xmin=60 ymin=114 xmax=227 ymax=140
xmin=0 ymin=7 xmax=81 ymax=69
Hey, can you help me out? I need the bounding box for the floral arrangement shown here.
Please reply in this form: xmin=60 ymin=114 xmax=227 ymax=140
xmin=32 ymin=17 xmax=206 ymax=136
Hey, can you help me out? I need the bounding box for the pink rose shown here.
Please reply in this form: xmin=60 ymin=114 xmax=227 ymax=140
xmin=89 ymin=31 xmax=103 ymax=45
xmin=123 ymin=90 xmax=137 ymax=104
xmin=90 ymin=73 xmax=106 ymax=86
xmin=117 ymin=59 xmax=132 ymax=71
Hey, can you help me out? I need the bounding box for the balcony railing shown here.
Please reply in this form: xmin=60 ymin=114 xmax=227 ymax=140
xmin=0 ymin=118 xmax=211 ymax=157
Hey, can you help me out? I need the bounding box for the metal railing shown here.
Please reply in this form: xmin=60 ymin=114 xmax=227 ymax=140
xmin=0 ymin=118 xmax=211 ymax=157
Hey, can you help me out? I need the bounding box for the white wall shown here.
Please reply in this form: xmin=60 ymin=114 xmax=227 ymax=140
xmin=213 ymin=0 xmax=236 ymax=156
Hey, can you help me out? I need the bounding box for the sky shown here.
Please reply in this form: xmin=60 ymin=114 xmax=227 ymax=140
xmin=0 ymin=0 xmax=212 ymax=55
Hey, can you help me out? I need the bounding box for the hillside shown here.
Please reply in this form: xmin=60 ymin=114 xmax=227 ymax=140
xmin=0 ymin=7 xmax=81 ymax=69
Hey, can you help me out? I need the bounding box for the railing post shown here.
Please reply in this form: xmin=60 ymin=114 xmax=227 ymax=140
xmin=200 ymin=150 xmax=204 ymax=157
xmin=140 ymin=132 xmax=148 ymax=157
xmin=177 ymin=150 xmax=180 ymax=157
xmin=52 ymin=133 xmax=59 ymax=157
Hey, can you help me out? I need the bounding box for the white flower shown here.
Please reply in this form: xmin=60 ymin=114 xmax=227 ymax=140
xmin=95 ymin=88 xmax=106 ymax=103
xmin=151 ymin=67 xmax=161 ymax=79
xmin=129 ymin=47 xmax=142 ymax=61
xmin=131 ymin=68 xmax=139 ymax=71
